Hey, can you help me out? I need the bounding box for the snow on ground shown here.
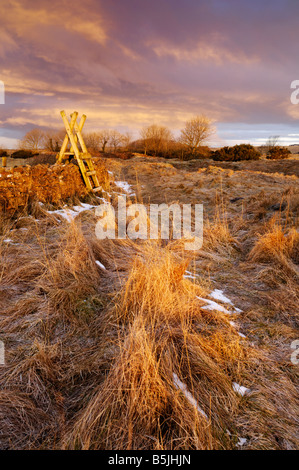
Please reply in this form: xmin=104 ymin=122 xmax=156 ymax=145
xmin=173 ymin=373 xmax=208 ymax=420
xmin=210 ymin=289 xmax=243 ymax=313
xmin=196 ymin=290 xmax=246 ymax=338
xmin=229 ymin=321 xmax=246 ymax=338
xmin=46 ymin=202 xmax=98 ymax=222
xmin=3 ymin=238 xmax=19 ymax=245
xmin=233 ymin=382 xmax=251 ymax=396
xmin=114 ymin=180 xmax=135 ymax=196
xmin=196 ymin=296 xmax=231 ymax=314
xmin=210 ymin=289 xmax=233 ymax=304
xmin=237 ymin=331 xmax=246 ymax=338
xmin=95 ymin=260 xmax=106 ymax=270
xmin=237 ymin=437 xmax=247 ymax=447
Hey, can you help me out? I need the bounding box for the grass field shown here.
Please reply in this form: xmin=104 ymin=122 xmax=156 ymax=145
xmin=0 ymin=154 xmax=298 ymax=449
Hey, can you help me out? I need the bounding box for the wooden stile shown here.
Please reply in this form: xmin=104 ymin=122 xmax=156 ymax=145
xmin=57 ymin=110 xmax=101 ymax=193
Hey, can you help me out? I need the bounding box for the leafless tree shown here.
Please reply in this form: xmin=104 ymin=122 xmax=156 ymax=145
xmin=180 ymin=115 xmax=214 ymax=155
xmin=19 ymin=128 xmax=45 ymax=151
xmin=97 ymin=130 xmax=112 ymax=153
xmin=121 ymin=132 xmax=133 ymax=151
xmin=109 ymin=130 xmax=123 ymax=153
xmin=140 ymin=124 xmax=173 ymax=156
xmin=265 ymin=135 xmax=280 ymax=154
xmin=84 ymin=132 xmax=102 ymax=152
xmin=43 ymin=129 xmax=65 ymax=152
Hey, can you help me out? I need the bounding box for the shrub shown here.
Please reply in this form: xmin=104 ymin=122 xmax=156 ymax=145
xmin=11 ymin=150 xmax=38 ymax=159
xmin=267 ymin=147 xmax=291 ymax=160
xmin=211 ymin=146 xmax=235 ymax=162
xmin=212 ymin=144 xmax=260 ymax=162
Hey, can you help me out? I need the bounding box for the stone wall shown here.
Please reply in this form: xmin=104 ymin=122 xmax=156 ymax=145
xmin=0 ymin=161 xmax=109 ymax=212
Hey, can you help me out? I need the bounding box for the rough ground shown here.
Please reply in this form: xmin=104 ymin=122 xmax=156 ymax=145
xmin=0 ymin=154 xmax=298 ymax=450
xmin=169 ymin=155 xmax=299 ymax=178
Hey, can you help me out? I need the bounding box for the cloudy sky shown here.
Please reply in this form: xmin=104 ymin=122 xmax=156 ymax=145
xmin=1 ymin=0 xmax=299 ymax=148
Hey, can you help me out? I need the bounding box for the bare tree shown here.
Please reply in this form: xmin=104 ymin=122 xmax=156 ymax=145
xmin=84 ymin=132 xmax=102 ymax=152
xmin=140 ymin=124 xmax=172 ymax=156
xmin=180 ymin=115 xmax=214 ymax=156
xmin=109 ymin=130 xmax=123 ymax=153
xmin=43 ymin=129 xmax=65 ymax=152
xmin=121 ymin=132 xmax=133 ymax=151
xmin=98 ymin=130 xmax=111 ymax=153
xmin=265 ymin=135 xmax=280 ymax=155
xmin=85 ymin=130 xmax=125 ymax=153
xmin=19 ymin=128 xmax=45 ymax=151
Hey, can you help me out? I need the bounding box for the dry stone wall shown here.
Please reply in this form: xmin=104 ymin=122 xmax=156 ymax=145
xmin=0 ymin=161 xmax=109 ymax=212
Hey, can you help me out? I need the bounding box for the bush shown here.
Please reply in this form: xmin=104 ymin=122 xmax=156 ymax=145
xmin=212 ymin=144 xmax=261 ymax=162
xmin=267 ymin=147 xmax=291 ymax=160
xmin=26 ymin=154 xmax=57 ymax=166
xmin=11 ymin=150 xmax=38 ymax=159
xmin=179 ymin=145 xmax=211 ymax=161
xmin=103 ymin=152 xmax=134 ymax=160
xmin=0 ymin=150 xmax=8 ymax=158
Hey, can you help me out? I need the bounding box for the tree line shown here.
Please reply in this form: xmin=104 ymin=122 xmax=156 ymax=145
xmin=18 ymin=120 xmax=291 ymax=161
xmin=19 ymin=115 xmax=215 ymax=159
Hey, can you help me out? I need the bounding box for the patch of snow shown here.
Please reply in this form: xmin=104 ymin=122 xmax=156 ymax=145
xmin=96 ymin=194 xmax=111 ymax=204
xmin=3 ymin=239 xmax=19 ymax=245
xmin=173 ymin=373 xmax=208 ymax=420
xmin=233 ymin=307 xmax=243 ymax=313
xmin=237 ymin=437 xmax=247 ymax=447
xmin=210 ymin=289 xmax=243 ymax=314
xmin=48 ymin=208 xmax=78 ymax=222
xmin=229 ymin=321 xmax=246 ymax=339
xmin=233 ymin=382 xmax=250 ymax=396
xmin=210 ymin=289 xmax=233 ymax=304
xmin=197 ymin=296 xmax=231 ymax=314
xmin=95 ymin=260 xmax=106 ymax=270
xmin=47 ymin=203 xmax=98 ymax=222
xmin=114 ymin=180 xmax=135 ymax=196
xmin=238 ymin=332 xmax=246 ymax=338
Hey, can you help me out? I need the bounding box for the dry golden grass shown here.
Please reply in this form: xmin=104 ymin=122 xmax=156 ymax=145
xmin=249 ymin=218 xmax=299 ymax=268
xmin=0 ymin=155 xmax=298 ymax=450
xmin=66 ymin=245 xmax=250 ymax=450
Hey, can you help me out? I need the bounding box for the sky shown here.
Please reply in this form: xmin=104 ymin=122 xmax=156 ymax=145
xmin=1 ymin=0 xmax=299 ymax=148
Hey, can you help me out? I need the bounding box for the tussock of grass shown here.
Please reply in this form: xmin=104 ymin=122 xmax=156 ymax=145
xmin=0 ymin=155 xmax=299 ymax=450
xmin=249 ymin=218 xmax=299 ymax=276
xmin=67 ymin=246 xmax=248 ymax=450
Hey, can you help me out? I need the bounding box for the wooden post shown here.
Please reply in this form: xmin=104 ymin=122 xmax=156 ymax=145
xmin=2 ymin=156 xmax=7 ymax=168
xmin=57 ymin=111 xmax=78 ymax=163
xmin=70 ymin=113 xmax=86 ymax=154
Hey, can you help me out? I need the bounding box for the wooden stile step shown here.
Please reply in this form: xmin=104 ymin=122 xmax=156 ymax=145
xmin=57 ymin=110 xmax=103 ymax=194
